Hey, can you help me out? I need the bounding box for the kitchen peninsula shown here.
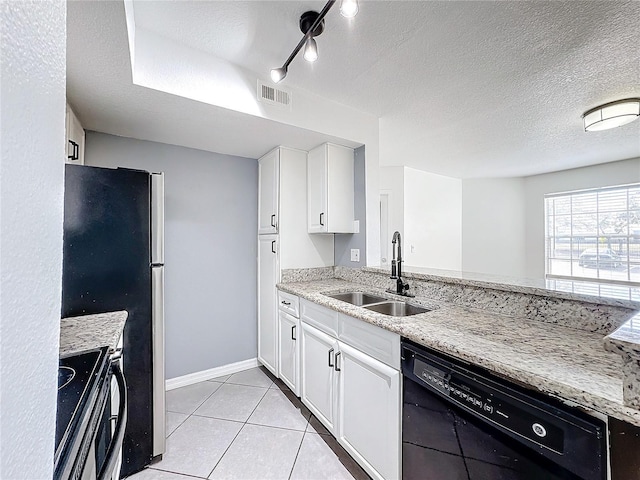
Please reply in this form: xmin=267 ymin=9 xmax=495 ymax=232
xmin=279 ymin=266 xmax=640 ymax=425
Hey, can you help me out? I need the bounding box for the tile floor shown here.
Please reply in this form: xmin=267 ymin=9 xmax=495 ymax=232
xmin=127 ymin=367 xmax=370 ymax=480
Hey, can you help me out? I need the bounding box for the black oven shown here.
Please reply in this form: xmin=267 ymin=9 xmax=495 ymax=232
xmin=401 ymin=339 xmax=607 ymax=480
xmin=55 ymin=347 xmax=127 ymax=480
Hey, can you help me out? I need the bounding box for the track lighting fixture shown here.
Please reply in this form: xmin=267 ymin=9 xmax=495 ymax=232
xmin=270 ymin=0 xmax=358 ymax=83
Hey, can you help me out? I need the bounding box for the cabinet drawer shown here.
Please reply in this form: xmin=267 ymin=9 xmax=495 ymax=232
xmin=301 ymin=299 xmax=338 ymax=337
xmin=338 ymin=314 xmax=400 ymax=370
xmin=278 ymin=291 xmax=299 ymax=318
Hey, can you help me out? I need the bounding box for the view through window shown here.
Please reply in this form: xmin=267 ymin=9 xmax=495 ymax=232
xmin=545 ymin=184 xmax=640 ymax=286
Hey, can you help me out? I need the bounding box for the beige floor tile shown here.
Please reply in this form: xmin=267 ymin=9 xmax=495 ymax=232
xmin=194 ymin=383 xmax=268 ymax=422
xmin=155 ymin=415 xmax=242 ymax=478
xmin=208 ymin=424 xmax=303 ymax=480
xmin=166 ymin=382 xmax=221 ymax=415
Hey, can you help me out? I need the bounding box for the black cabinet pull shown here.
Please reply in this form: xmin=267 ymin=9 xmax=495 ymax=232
xmin=335 ymin=351 xmax=341 ymax=372
xmin=319 ymin=212 xmax=324 ymax=226
xmin=68 ymin=140 xmax=79 ymax=160
xmin=328 ymin=348 xmax=334 ymax=367
xmin=271 ymin=241 xmax=276 ymax=254
xmin=271 ymin=214 xmax=276 ymax=228
xmin=291 ymin=325 xmax=296 ymax=341
xmin=281 ymin=300 xmax=291 ymax=306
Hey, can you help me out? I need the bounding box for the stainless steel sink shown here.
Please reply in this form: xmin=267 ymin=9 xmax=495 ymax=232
xmin=325 ymin=292 xmax=389 ymax=306
xmin=364 ymin=301 xmax=430 ymax=317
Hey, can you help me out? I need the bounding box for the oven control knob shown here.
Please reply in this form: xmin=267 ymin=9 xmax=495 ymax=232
xmin=532 ymin=423 xmax=547 ymax=438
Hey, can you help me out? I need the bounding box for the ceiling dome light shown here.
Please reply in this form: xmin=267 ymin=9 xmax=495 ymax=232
xmin=303 ymin=38 xmax=318 ymax=62
xmin=270 ymin=67 xmax=287 ymax=83
xmin=340 ymin=0 xmax=359 ymax=18
xmin=583 ymin=98 xmax=640 ymax=132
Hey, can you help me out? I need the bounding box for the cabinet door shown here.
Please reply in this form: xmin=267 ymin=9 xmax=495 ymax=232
xmin=258 ymin=235 xmax=279 ymax=375
xmin=258 ymin=149 xmax=279 ymax=234
xmin=307 ymin=144 xmax=327 ymax=233
xmin=65 ymin=104 xmax=85 ymax=165
xmin=278 ymin=310 xmax=299 ymax=396
xmin=337 ymin=342 xmax=401 ymax=480
xmin=300 ymin=322 xmax=337 ymax=434
xmin=326 ymin=144 xmax=354 ymax=233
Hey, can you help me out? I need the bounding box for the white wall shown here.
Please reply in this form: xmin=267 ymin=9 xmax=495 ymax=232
xmin=379 ymin=166 xmax=462 ymax=270
xmin=379 ymin=166 xmax=404 ymax=266
xmin=462 ymin=177 xmax=527 ymax=276
xmin=86 ymin=132 xmax=258 ymax=379
xmin=523 ymin=157 xmax=640 ymax=278
xmin=0 ymin=2 xmax=66 ymax=478
xmin=404 ymin=167 xmax=462 ymax=270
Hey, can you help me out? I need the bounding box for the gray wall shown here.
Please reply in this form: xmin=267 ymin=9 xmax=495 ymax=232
xmin=335 ymin=146 xmax=367 ymax=266
xmin=86 ymin=132 xmax=258 ymax=378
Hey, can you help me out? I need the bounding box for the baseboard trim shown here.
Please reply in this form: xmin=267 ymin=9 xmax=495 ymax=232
xmin=165 ymin=358 xmax=260 ymax=391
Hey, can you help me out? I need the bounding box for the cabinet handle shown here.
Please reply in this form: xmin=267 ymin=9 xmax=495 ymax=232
xmin=271 ymin=214 xmax=276 ymax=228
xmin=291 ymin=325 xmax=296 ymax=341
xmin=335 ymin=352 xmax=341 ymax=372
xmin=68 ymin=140 xmax=79 ymax=160
xmin=328 ymin=348 xmax=334 ymax=367
xmin=271 ymin=241 xmax=276 ymax=254
xmin=319 ymin=212 xmax=324 ymax=226
xmin=281 ymin=300 xmax=291 ymax=306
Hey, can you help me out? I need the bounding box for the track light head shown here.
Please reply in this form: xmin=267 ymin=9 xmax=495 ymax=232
xmin=270 ymin=67 xmax=287 ymax=83
xmin=303 ymin=38 xmax=318 ymax=62
xmin=340 ymin=0 xmax=358 ymax=18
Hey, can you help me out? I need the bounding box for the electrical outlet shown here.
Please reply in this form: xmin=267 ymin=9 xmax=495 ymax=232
xmin=350 ymin=249 xmax=360 ymax=262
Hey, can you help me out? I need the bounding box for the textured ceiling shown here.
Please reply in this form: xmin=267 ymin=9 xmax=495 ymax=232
xmin=65 ymin=1 xmax=358 ymax=162
xmin=68 ymin=1 xmax=640 ymax=178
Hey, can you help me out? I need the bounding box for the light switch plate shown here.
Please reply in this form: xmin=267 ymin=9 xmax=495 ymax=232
xmin=350 ymin=249 xmax=360 ymax=262
xmin=353 ymin=220 xmax=360 ymax=234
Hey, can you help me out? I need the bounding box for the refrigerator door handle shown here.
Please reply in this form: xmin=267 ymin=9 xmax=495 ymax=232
xmin=152 ymin=266 xmax=166 ymax=457
xmin=151 ymin=173 xmax=165 ymax=265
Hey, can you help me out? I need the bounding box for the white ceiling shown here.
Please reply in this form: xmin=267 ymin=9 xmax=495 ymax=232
xmin=67 ymin=1 xmax=640 ymax=178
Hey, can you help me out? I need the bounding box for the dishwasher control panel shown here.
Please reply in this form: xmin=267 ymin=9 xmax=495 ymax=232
xmin=413 ymin=356 xmax=565 ymax=453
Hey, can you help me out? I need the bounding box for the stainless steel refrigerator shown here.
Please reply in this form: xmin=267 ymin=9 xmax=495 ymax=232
xmin=61 ymin=164 xmax=165 ymax=477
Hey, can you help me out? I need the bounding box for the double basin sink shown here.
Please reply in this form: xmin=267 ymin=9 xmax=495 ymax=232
xmin=324 ymin=292 xmax=431 ymax=317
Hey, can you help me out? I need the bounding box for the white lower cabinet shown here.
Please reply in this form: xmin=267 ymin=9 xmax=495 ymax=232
xmin=300 ymin=322 xmax=338 ymax=435
xmin=278 ymin=310 xmax=299 ymax=395
xmin=258 ymin=235 xmax=278 ymax=376
xmin=337 ymin=342 xmax=400 ymax=480
xmin=300 ymin=315 xmax=401 ymax=480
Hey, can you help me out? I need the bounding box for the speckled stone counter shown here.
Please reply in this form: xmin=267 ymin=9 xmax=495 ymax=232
xmin=338 ymin=267 xmax=637 ymax=333
xmin=605 ymin=314 xmax=640 ymax=408
xmin=59 ymin=311 xmax=128 ymax=356
xmin=277 ymin=278 xmax=640 ymax=427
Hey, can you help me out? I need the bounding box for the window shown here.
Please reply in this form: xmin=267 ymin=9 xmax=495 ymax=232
xmin=545 ymin=183 xmax=640 ymax=286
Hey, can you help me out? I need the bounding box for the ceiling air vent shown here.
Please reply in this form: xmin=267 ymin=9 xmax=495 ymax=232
xmin=257 ymin=80 xmax=292 ymax=110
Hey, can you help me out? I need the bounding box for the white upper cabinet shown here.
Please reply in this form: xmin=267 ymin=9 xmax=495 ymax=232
xmin=65 ymin=103 xmax=85 ymax=165
xmin=258 ymin=149 xmax=279 ymax=235
xmin=307 ymin=143 xmax=355 ymax=234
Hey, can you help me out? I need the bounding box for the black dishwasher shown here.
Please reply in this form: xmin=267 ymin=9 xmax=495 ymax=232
xmin=401 ymin=339 xmax=607 ymax=480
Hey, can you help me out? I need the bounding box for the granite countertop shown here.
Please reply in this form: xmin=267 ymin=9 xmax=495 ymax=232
xmin=59 ymin=311 xmax=128 ymax=356
xmin=363 ymin=266 xmax=640 ymax=309
xmin=278 ymin=278 xmax=640 ymax=427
